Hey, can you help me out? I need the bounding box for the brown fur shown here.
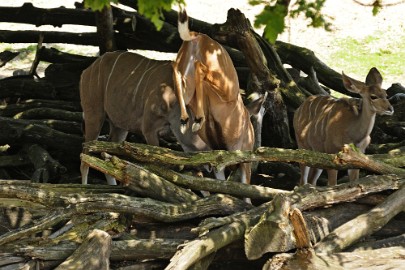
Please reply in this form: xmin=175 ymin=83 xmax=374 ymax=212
xmin=293 ymin=68 xmax=393 ymax=186
xmin=173 ymin=10 xmax=257 ymax=185
xmin=80 ymin=51 xmax=208 ymax=185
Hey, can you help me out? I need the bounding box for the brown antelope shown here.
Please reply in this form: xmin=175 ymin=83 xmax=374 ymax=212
xmin=293 ymin=67 xmax=394 ymax=186
xmin=80 ymin=51 xmax=209 ymax=185
xmin=172 ymin=9 xmax=263 ymax=186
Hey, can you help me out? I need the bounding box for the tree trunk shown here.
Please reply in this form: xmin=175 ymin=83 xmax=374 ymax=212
xmin=95 ymin=5 xmax=116 ymax=54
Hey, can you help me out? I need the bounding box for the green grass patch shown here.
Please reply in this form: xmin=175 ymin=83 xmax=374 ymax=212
xmin=326 ymin=31 xmax=405 ymax=83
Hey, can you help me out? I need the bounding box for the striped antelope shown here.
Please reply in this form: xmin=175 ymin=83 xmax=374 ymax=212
xmin=293 ymin=67 xmax=394 ymax=186
xmin=172 ymin=9 xmax=263 ymax=186
xmin=80 ymin=51 xmax=209 ymax=185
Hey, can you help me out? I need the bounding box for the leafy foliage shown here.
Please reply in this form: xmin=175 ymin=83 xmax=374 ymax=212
xmin=138 ymin=0 xmax=185 ymax=30
xmin=84 ymin=0 xmax=184 ymax=30
xmin=250 ymin=0 xmax=332 ymax=43
xmin=254 ymin=3 xmax=288 ymax=43
xmin=84 ymin=0 xmax=118 ymax=11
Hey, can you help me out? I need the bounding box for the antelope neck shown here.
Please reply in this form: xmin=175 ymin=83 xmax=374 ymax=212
xmin=352 ymin=98 xmax=376 ymax=144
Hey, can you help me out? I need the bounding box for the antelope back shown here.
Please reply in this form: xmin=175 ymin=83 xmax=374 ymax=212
xmin=80 ymin=51 xmax=208 ymax=150
xmin=293 ymin=95 xmax=359 ymax=153
xmin=81 ymin=51 xmax=173 ymax=133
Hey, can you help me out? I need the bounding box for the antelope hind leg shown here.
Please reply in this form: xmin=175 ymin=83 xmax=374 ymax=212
xmin=299 ymin=164 xmax=310 ymax=185
xmin=81 ymin=111 xmax=105 ymax=185
xmin=308 ymin=168 xmax=323 ymax=186
xmin=192 ymin=61 xmax=207 ymax=132
xmin=172 ymin=62 xmax=190 ymax=134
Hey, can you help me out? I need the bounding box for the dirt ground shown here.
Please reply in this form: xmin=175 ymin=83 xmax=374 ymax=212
xmin=1 ymin=0 xmax=405 ymax=84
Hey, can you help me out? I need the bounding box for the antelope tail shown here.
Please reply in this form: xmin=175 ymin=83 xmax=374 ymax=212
xmin=178 ymin=8 xmax=195 ymax=41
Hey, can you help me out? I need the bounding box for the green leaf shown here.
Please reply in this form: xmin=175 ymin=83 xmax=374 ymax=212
xmin=372 ymin=5 xmax=381 ymax=16
xmin=255 ymin=4 xmax=288 ymax=43
xmin=84 ymin=0 xmax=118 ymax=11
xmin=138 ymin=0 xmax=185 ymax=31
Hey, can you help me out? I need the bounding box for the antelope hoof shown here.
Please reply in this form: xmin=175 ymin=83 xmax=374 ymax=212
xmin=180 ymin=118 xmax=189 ymax=134
xmin=192 ymin=117 xmax=204 ymax=132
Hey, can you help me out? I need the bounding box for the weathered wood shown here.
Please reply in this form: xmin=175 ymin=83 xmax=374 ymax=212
xmin=165 ymin=175 xmax=403 ymax=269
xmin=0 ymin=77 xmax=57 ymax=99
xmin=369 ymin=147 xmax=405 ymax=168
xmin=387 ymin=82 xmax=405 ymax=97
xmin=244 ymin=194 xmax=293 ymax=260
xmin=289 ymin=208 xmax=312 ymax=249
xmin=263 ymin=247 xmax=405 ymax=270
xmin=25 ymin=144 xmax=67 ymax=183
xmin=81 ymin=153 xmax=199 ymax=203
xmin=22 ymin=119 xmax=82 ymax=135
xmin=314 ymin=185 xmax=405 ymax=253
xmin=0 ymin=51 xmax=19 ymax=67
xmin=0 ymin=180 xmax=249 ymax=246
xmin=0 ymin=76 xmax=80 ymax=101
xmin=0 ymin=152 xmax=30 ymax=167
xmin=145 ymin=163 xmax=290 ymax=201
xmin=0 ymin=116 xmax=83 ymax=154
xmin=84 ymin=141 xmax=405 ymax=177
xmin=0 ymin=99 xmax=82 ymax=117
xmin=39 ymin=47 xmax=94 ymax=64
xmin=0 ymin=3 xmax=95 ymax=27
xmin=55 ymin=229 xmax=111 ymax=270
xmin=13 ymin=107 xmax=82 ymax=122
xmin=274 ymin=40 xmax=349 ymax=96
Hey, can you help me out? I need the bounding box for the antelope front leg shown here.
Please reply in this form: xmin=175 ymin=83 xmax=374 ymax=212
xmin=192 ymin=61 xmax=207 ymax=132
xmin=173 ymin=62 xmax=190 ymax=134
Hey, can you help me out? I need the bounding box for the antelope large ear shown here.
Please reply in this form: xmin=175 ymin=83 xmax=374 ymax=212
xmin=342 ymin=72 xmax=364 ymax=94
xmin=365 ymin=67 xmax=383 ymax=87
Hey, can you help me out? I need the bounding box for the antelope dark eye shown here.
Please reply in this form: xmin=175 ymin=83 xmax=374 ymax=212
xmin=370 ymin=95 xmax=378 ymax=100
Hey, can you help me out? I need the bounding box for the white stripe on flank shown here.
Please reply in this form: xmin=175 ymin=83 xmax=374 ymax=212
xmin=97 ymin=55 xmax=106 ymax=91
xmin=131 ymin=60 xmax=158 ymax=102
xmin=123 ymin=55 xmax=145 ymax=86
xmin=106 ymin=52 xmax=125 ymax=93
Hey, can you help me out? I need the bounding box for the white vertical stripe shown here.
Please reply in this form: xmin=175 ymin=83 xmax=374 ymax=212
xmin=106 ymin=52 xmax=125 ymax=93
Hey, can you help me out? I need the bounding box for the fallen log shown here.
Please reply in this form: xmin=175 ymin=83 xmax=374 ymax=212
xmin=24 ymin=144 xmax=67 ymax=183
xmin=54 ymin=229 xmax=111 ymax=270
xmin=0 ymin=76 xmax=80 ymax=101
xmin=84 ymin=141 xmax=405 ymax=177
xmin=263 ymin=247 xmax=405 ymax=270
xmin=0 ymin=180 xmax=249 ymax=246
xmin=81 ymin=153 xmax=200 ymax=203
xmin=165 ymin=175 xmax=403 ymax=269
xmin=0 ymin=51 xmax=19 ymax=67
xmin=0 ymin=76 xmax=57 ymax=99
xmin=145 ymin=163 xmax=290 ymax=201
xmin=0 ymin=152 xmax=30 ymax=167
xmin=0 ymin=116 xmax=83 ymax=154
xmin=13 ymin=107 xmax=82 ymax=122
xmin=0 ymin=99 xmax=82 ymax=117
xmin=274 ymin=41 xmax=350 ymax=96
xmin=314 ymin=184 xmax=405 ymax=253
xmin=20 ymin=119 xmax=82 ymax=135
